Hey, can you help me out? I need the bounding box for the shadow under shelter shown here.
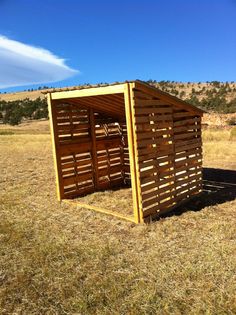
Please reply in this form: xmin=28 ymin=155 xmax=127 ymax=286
xmin=162 ymin=167 xmax=236 ymax=218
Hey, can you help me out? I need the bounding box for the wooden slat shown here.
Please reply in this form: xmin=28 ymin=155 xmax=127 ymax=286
xmin=175 ymin=156 xmax=202 ymax=168
xmin=175 ymin=141 xmax=202 ymax=153
xmin=136 ymin=122 xmax=173 ymax=131
xmin=173 ymin=112 xmax=197 ymax=119
xmin=137 ymin=143 xmax=173 ymax=157
xmin=138 ymin=148 xmax=173 ymax=162
xmin=175 ymin=148 xmax=202 ymax=160
xmin=134 ymin=99 xmax=169 ymax=106
xmin=175 ymin=173 xmax=202 ymax=187
xmin=173 ymin=117 xmax=201 ymax=127
xmin=98 ymin=165 xmax=122 ymax=177
xmin=175 ymin=169 xmax=202 ymax=181
xmin=57 ymin=122 xmax=89 ymax=130
xmin=51 ymin=84 xmax=125 ymax=100
xmin=139 ymin=156 xmax=172 ymax=169
xmin=63 ymin=171 xmax=93 ymax=186
xmin=136 ymin=129 xmax=171 ymax=140
xmin=137 ymin=137 xmax=172 ymax=148
xmin=174 ymin=131 xmax=201 ymax=140
xmin=135 ymin=107 xmax=172 ymax=115
xmin=58 ymin=142 xmax=92 ymax=156
xmin=135 ymin=114 xmax=173 ymax=124
xmin=173 ymin=124 xmax=201 ymax=133
xmin=143 ymin=197 xmax=176 ymax=217
xmin=64 ymin=185 xmax=94 ymax=197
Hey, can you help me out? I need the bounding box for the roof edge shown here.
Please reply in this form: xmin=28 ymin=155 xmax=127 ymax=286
xmin=133 ymin=80 xmax=206 ymax=115
xmin=134 ymin=80 xmax=205 ymax=114
xmin=45 ymin=79 xmax=205 ymax=115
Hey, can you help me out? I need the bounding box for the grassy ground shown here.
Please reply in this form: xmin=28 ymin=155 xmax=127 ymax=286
xmin=0 ymin=121 xmax=236 ymax=314
xmin=0 ymin=119 xmax=49 ymax=135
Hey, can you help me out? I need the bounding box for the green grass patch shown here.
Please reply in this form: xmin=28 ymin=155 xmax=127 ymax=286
xmin=230 ymin=126 xmax=236 ymax=140
xmin=202 ymin=128 xmax=231 ymax=141
xmin=0 ymin=130 xmax=14 ymax=135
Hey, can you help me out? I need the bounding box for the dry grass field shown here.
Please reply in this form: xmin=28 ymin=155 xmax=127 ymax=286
xmin=0 ymin=120 xmax=236 ymax=314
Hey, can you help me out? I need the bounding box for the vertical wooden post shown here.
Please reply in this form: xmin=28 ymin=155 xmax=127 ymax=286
xmin=47 ymin=94 xmax=63 ymax=201
xmin=199 ymin=116 xmax=203 ymax=193
xmin=124 ymin=83 xmax=143 ymax=223
xmin=89 ymin=108 xmax=99 ymax=190
xmin=119 ymin=122 xmax=125 ymax=183
xmin=128 ymin=83 xmax=144 ymax=223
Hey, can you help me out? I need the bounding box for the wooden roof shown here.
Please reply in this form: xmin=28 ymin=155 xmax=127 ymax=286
xmin=48 ymin=80 xmax=204 ymax=116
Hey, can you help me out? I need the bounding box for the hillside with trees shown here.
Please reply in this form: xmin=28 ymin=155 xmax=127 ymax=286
xmin=148 ymin=80 xmax=236 ymax=113
xmin=0 ymin=81 xmax=235 ymax=125
xmin=0 ymin=98 xmax=48 ymax=125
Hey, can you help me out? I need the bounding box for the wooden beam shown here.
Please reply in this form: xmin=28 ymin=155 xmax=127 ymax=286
xmin=63 ymin=200 xmax=135 ymax=223
xmin=47 ymin=94 xmax=64 ymax=201
xmin=124 ymin=83 xmax=142 ymax=223
xmin=128 ymin=83 xmax=144 ymax=223
xmin=51 ymin=84 xmax=125 ymax=100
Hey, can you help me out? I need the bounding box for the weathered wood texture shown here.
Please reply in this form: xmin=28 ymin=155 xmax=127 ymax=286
xmin=48 ymin=81 xmax=203 ymax=223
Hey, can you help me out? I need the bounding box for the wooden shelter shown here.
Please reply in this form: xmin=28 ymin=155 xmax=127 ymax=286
xmin=47 ymin=81 xmax=204 ymax=223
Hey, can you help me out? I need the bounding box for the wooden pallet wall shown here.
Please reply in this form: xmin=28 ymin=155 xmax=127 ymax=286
xmin=120 ymin=121 xmax=131 ymax=183
xmin=93 ymin=113 xmax=128 ymax=189
xmin=132 ymin=88 xmax=202 ymax=220
xmin=52 ymin=102 xmax=94 ymax=198
xmin=50 ymin=101 xmax=129 ymax=199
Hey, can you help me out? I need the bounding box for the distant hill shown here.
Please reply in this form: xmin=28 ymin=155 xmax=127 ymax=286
xmin=149 ymin=81 xmax=236 ymax=113
xmin=1 ymin=81 xmax=236 ymax=102
xmin=0 ymin=89 xmax=44 ymax=102
xmin=0 ymin=81 xmax=236 ymax=125
xmin=151 ymin=81 xmax=236 ymax=101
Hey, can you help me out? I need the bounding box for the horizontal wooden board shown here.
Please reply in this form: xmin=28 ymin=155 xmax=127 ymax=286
xmin=173 ymin=117 xmax=201 ymax=127
xmin=134 ymin=107 xmax=172 ymax=115
xmin=175 ymin=141 xmax=202 ymax=153
xmin=173 ymin=124 xmax=201 ymax=133
xmin=135 ymin=114 xmax=173 ymax=124
xmin=136 ymin=129 xmax=172 ymax=141
xmin=134 ymin=99 xmax=169 ymax=106
xmin=174 ymin=131 xmax=201 ymax=140
xmin=98 ymin=165 xmax=122 ymax=176
xmin=137 ymin=137 xmax=173 ymax=149
xmin=136 ymin=122 xmax=173 ymax=131
xmin=58 ymin=142 xmax=92 ymax=156
xmin=63 ymin=171 xmax=93 ymax=186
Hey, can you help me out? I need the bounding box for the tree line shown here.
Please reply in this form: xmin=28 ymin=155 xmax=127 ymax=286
xmin=0 ymin=98 xmax=48 ymax=125
xmin=148 ymin=80 xmax=236 ymax=113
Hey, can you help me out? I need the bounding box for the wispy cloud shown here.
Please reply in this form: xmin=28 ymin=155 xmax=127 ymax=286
xmin=0 ymin=35 xmax=78 ymax=88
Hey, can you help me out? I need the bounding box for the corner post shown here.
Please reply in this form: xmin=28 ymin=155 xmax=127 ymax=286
xmin=47 ymin=94 xmax=63 ymax=201
xmin=124 ymin=83 xmax=143 ymax=223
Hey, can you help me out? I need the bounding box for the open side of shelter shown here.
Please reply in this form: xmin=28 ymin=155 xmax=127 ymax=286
xmin=47 ymin=81 xmax=204 ymax=223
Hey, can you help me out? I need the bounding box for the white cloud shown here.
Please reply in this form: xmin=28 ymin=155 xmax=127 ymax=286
xmin=0 ymin=35 xmax=78 ymax=88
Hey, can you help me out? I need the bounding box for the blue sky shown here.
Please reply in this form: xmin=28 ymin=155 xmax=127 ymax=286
xmin=0 ymin=0 xmax=236 ymax=92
